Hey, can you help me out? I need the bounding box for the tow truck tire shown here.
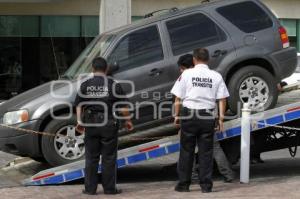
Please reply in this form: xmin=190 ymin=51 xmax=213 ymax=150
xmin=227 ymin=66 xmax=278 ymax=113
xmin=41 ymin=115 xmax=85 ymax=167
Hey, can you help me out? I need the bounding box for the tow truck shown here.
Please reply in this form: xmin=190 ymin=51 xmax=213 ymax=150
xmin=23 ymin=84 xmax=300 ymax=185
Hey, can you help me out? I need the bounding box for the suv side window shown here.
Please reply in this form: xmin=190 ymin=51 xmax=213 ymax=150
xmin=108 ymin=25 xmax=163 ymax=71
xmin=217 ymin=1 xmax=273 ymax=33
xmin=166 ymin=13 xmax=226 ymax=55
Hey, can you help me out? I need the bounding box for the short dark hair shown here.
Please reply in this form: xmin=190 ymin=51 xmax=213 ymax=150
xmin=92 ymin=57 xmax=107 ymax=72
xmin=177 ymin=54 xmax=194 ymax=68
xmin=193 ymin=48 xmax=209 ymax=62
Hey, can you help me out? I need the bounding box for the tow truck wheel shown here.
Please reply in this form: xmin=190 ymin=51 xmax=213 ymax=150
xmin=228 ymin=66 xmax=278 ymax=113
xmin=41 ymin=115 xmax=85 ymax=166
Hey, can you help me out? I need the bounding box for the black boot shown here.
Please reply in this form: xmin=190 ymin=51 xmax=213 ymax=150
xmin=82 ymin=189 xmax=97 ymax=195
xmin=104 ymin=189 xmax=122 ymax=195
xmin=175 ymin=184 xmax=190 ymax=192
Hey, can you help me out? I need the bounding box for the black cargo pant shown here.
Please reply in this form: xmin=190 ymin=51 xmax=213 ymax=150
xmin=177 ymin=108 xmax=215 ymax=190
xmin=84 ymin=122 xmax=118 ymax=193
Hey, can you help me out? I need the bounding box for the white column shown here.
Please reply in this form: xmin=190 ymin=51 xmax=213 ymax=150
xmin=240 ymin=103 xmax=251 ymax=184
xmin=99 ymin=0 xmax=131 ymax=34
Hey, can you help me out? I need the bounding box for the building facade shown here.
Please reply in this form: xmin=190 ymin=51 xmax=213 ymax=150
xmin=0 ymin=0 xmax=299 ymax=99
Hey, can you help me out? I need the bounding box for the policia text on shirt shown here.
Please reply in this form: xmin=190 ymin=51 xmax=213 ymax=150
xmin=192 ymin=77 xmax=213 ymax=88
xmin=171 ymin=48 xmax=230 ymax=193
xmin=74 ymin=57 xmax=134 ymax=196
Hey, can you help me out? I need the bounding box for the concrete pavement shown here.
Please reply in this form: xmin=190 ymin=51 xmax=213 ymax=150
xmin=0 ymin=151 xmax=17 ymax=168
xmin=0 ymin=168 xmax=300 ymax=199
xmin=0 ymin=150 xmax=300 ymax=198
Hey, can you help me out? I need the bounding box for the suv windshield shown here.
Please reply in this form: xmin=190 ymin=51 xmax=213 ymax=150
xmin=63 ymin=34 xmax=114 ymax=79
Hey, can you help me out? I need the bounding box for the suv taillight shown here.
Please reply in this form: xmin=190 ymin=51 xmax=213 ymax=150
xmin=279 ymin=26 xmax=290 ymax=48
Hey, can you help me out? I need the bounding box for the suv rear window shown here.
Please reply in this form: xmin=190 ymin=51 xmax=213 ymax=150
xmin=217 ymin=1 xmax=273 ymax=33
xmin=166 ymin=13 xmax=226 ymax=55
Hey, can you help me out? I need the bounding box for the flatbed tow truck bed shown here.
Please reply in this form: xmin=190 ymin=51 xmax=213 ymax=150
xmin=23 ymin=86 xmax=300 ymax=186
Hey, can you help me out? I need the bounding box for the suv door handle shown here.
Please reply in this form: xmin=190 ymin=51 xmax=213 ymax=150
xmin=212 ymin=50 xmax=228 ymax=58
xmin=149 ymin=68 xmax=163 ymax=76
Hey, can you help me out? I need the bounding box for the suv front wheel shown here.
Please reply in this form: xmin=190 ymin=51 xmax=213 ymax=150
xmin=41 ymin=115 xmax=85 ymax=166
xmin=227 ymin=66 xmax=278 ymax=113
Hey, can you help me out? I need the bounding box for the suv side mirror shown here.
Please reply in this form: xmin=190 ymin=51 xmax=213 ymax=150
xmin=107 ymin=62 xmax=119 ymax=76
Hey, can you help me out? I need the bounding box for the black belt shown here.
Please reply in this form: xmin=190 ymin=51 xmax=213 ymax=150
xmin=84 ymin=109 xmax=114 ymax=120
xmin=85 ymin=109 xmax=105 ymax=114
xmin=182 ymin=107 xmax=215 ymax=116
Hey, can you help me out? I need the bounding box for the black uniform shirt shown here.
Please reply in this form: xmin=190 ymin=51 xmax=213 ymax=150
xmin=74 ymin=75 xmax=128 ymax=116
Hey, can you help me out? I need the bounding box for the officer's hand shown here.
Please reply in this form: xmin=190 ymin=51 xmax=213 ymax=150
xmin=75 ymin=123 xmax=85 ymax=134
xmin=174 ymin=116 xmax=180 ymax=128
xmin=125 ymin=120 xmax=134 ymax=132
xmin=218 ymin=120 xmax=225 ymax=132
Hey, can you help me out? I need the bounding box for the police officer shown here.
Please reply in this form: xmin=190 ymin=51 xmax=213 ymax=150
xmin=74 ymin=57 xmax=134 ymax=195
xmin=176 ymin=54 xmax=234 ymax=183
xmin=177 ymin=54 xmax=194 ymax=74
xmin=171 ymin=48 xmax=229 ymax=193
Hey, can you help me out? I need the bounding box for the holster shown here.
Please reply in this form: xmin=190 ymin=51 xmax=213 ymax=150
xmin=83 ymin=109 xmax=115 ymax=126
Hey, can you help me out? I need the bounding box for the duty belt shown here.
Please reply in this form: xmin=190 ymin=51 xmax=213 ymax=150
xmin=85 ymin=109 xmax=104 ymax=114
xmin=85 ymin=109 xmax=113 ymax=118
xmin=181 ymin=107 xmax=215 ymax=116
xmin=83 ymin=109 xmax=114 ymax=124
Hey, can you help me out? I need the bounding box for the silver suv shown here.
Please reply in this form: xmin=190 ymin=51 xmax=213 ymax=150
xmin=0 ymin=0 xmax=297 ymax=166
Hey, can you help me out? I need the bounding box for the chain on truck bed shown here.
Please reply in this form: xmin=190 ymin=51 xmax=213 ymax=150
xmin=0 ymin=123 xmax=171 ymax=141
xmin=2 ymin=120 xmax=300 ymax=139
xmin=1 ymin=81 xmax=300 ymax=145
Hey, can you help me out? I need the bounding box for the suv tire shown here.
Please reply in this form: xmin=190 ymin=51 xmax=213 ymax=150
xmin=228 ymin=66 xmax=278 ymax=113
xmin=41 ymin=115 xmax=85 ymax=166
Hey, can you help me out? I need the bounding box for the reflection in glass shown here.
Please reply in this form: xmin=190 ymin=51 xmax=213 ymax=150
xmin=63 ymin=34 xmax=115 ymax=79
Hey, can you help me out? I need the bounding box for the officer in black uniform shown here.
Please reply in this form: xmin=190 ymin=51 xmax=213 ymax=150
xmin=74 ymin=57 xmax=134 ymax=195
xmin=171 ymin=48 xmax=229 ymax=193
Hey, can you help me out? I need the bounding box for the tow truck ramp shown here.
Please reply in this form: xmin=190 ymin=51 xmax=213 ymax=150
xmin=23 ymin=90 xmax=300 ymax=186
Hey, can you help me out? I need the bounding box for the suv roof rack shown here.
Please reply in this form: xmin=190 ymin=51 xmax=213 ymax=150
xmin=144 ymin=7 xmax=179 ymax=18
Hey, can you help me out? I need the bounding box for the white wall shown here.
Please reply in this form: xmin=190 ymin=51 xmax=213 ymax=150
xmin=100 ymin=0 xmax=131 ymax=33
xmin=132 ymin=0 xmax=200 ymax=16
xmin=132 ymin=0 xmax=300 ymax=19
xmin=262 ymin=0 xmax=300 ymax=19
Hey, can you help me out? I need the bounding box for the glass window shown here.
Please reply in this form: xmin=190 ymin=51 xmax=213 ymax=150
xmin=280 ymin=19 xmax=297 ymax=37
xmin=64 ymin=35 xmax=115 ymax=79
xmin=132 ymin=16 xmax=144 ymax=22
xmin=166 ymin=13 xmax=226 ymax=55
xmin=0 ymin=15 xmax=103 ymax=100
xmin=0 ymin=38 xmax=23 ymax=99
xmin=217 ymin=1 xmax=273 ymax=33
xmin=108 ymin=25 xmax=163 ymax=71
xmin=0 ymin=16 xmax=39 ymax=37
xmin=41 ymin=16 xmax=80 ymax=37
xmin=81 ymin=16 xmax=99 ymax=37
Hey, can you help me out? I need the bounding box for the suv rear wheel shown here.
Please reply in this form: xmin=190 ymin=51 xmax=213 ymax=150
xmin=41 ymin=115 xmax=85 ymax=166
xmin=228 ymin=66 xmax=278 ymax=113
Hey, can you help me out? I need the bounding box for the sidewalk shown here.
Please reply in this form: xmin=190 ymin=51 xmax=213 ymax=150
xmin=1 ymin=151 xmax=300 ymax=199
xmin=0 ymin=175 xmax=300 ymax=199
